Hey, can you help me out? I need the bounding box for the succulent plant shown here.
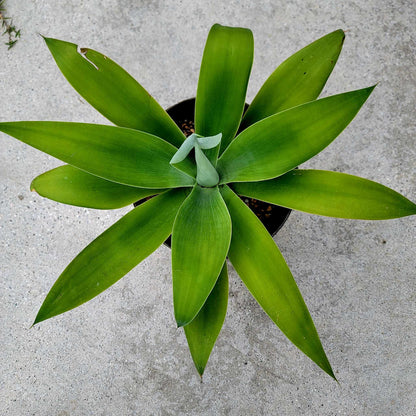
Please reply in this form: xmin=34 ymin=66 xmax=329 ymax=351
xmin=1 ymin=24 xmax=415 ymax=378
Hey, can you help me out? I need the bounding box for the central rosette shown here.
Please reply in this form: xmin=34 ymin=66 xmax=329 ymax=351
xmin=170 ymin=132 xmax=222 ymax=187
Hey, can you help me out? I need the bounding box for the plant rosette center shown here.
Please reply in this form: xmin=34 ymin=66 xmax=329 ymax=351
xmin=170 ymin=132 xmax=222 ymax=187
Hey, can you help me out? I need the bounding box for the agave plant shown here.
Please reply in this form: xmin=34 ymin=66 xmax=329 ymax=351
xmin=1 ymin=24 xmax=415 ymax=379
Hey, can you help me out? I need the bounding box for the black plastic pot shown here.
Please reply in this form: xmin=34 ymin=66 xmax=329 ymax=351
xmin=135 ymin=98 xmax=292 ymax=247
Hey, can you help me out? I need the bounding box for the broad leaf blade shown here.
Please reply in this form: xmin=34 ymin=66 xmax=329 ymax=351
xmin=241 ymin=30 xmax=345 ymax=129
xmin=34 ymin=189 xmax=188 ymax=324
xmin=221 ymin=185 xmax=335 ymax=378
xmin=195 ymin=24 xmax=254 ymax=157
xmin=233 ymin=170 xmax=416 ymax=219
xmin=0 ymin=121 xmax=195 ymax=188
xmin=172 ymin=186 xmax=231 ymax=326
xmin=218 ymin=86 xmax=375 ymax=184
xmin=43 ymin=37 xmax=185 ymax=147
xmin=184 ymin=263 xmax=228 ymax=376
xmin=31 ymin=165 xmax=166 ymax=209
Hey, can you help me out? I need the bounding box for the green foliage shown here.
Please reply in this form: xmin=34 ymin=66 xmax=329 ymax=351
xmin=42 ymin=37 xmax=185 ymax=147
xmin=240 ymin=29 xmax=345 ymax=128
xmin=221 ymin=185 xmax=335 ymax=378
xmin=217 ymin=87 xmax=375 ymax=184
xmin=1 ymin=24 xmax=415 ymax=378
xmin=172 ymin=186 xmax=231 ymax=327
xmin=31 ymin=165 xmax=167 ymax=210
xmin=233 ymin=170 xmax=416 ymax=220
xmin=184 ymin=263 xmax=228 ymax=376
xmin=34 ymin=189 xmax=189 ymax=324
xmin=170 ymin=133 xmax=222 ymax=187
xmin=195 ymin=24 xmax=254 ymax=158
xmin=0 ymin=1 xmax=21 ymax=49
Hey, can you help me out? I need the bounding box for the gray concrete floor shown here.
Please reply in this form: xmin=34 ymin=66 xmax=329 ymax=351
xmin=1 ymin=1 xmax=415 ymax=415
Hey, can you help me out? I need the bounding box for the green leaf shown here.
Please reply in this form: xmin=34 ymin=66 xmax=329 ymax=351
xmin=43 ymin=37 xmax=185 ymax=147
xmin=195 ymin=24 xmax=254 ymax=158
xmin=184 ymin=262 xmax=228 ymax=376
xmin=233 ymin=170 xmax=416 ymax=220
xmin=220 ymin=185 xmax=335 ymax=378
xmin=194 ymin=145 xmax=219 ymax=187
xmin=0 ymin=121 xmax=195 ymax=188
xmin=172 ymin=186 xmax=231 ymax=327
xmin=170 ymin=133 xmax=221 ymax=187
xmin=218 ymin=86 xmax=375 ymax=184
xmin=34 ymin=188 xmax=188 ymax=324
xmin=31 ymin=165 xmax=166 ymax=209
xmin=241 ymin=30 xmax=345 ymax=129
xmin=197 ymin=133 xmax=222 ymax=150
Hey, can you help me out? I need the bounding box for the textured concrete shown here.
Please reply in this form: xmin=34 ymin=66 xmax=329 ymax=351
xmin=1 ymin=1 xmax=415 ymax=415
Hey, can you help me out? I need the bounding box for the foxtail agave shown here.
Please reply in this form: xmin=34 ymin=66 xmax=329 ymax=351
xmin=1 ymin=24 xmax=415 ymax=378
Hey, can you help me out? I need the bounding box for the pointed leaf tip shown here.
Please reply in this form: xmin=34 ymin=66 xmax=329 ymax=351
xmin=30 ymin=165 xmax=165 ymax=210
xmin=195 ymin=23 xmax=253 ymax=155
xmin=221 ymin=185 xmax=334 ymax=377
xmin=42 ymin=36 xmax=56 ymax=47
xmin=43 ymin=37 xmax=185 ymax=147
xmin=233 ymin=169 xmax=416 ymax=220
xmin=32 ymin=313 xmax=44 ymax=326
xmin=34 ymin=189 xmax=188 ymax=322
xmin=184 ymin=263 xmax=228 ymax=376
xmin=325 ymin=362 xmax=337 ymax=381
xmin=241 ymin=29 xmax=347 ymax=129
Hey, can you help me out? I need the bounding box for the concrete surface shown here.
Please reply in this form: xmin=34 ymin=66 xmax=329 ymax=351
xmin=1 ymin=1 xmax=415 ymax=415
